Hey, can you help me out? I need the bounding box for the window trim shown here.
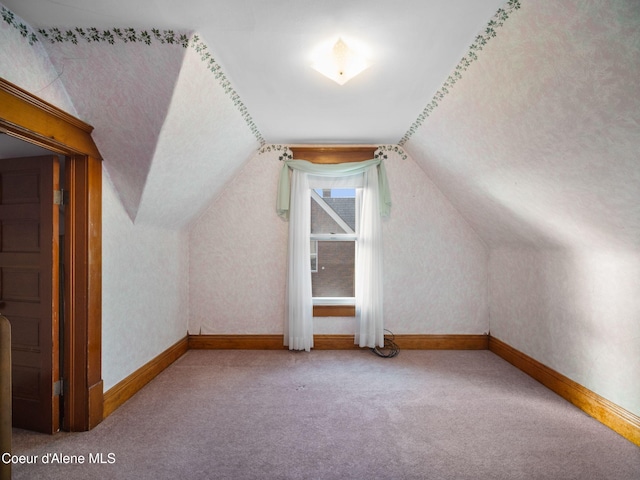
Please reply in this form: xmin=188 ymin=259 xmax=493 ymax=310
xmin=313 ymin=305 xmax=356 ymax=317
xmin=312 ymin=296 xmax=356 ymax=305
xmin=291 ymin=146 xmax=377 ymax=317
xmin=310 ymin=239 xmax=318 ymax=272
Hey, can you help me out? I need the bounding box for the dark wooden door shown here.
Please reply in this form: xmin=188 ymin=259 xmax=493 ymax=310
xmin=0 ymin=156 xmax=60 ymax=433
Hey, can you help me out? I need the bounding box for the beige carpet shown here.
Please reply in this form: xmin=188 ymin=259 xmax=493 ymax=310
xmin=10 ymin=349 xmax=640 ymax=479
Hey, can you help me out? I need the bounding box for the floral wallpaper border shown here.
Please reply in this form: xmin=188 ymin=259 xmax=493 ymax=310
xmin=375 ymin=144 xmax=408 ymax=161
xmin=3 ymin=1 xmax=522 ymax=149
xmin=258 ymin=144 xmax=293 ymax=161
xmin=1 ymin=6 xmax=264 ymax=145
xmin=1 ymin=6 xmax=38 ymax=45
xmin=38 ymin=25 xmax=191 ymax=47
xmin=398 ymin=0 xmax=522 ymax=146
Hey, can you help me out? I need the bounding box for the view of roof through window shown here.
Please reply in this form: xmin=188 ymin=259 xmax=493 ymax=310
xmin=311 ymin=188 xmax=357 ymax=299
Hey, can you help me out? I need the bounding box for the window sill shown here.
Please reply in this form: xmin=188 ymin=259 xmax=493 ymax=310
xmin=313 ymin=305 xmax=355 ymax=317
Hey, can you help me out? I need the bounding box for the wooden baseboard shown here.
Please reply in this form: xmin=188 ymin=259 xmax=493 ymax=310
xmin=102 ymin=332 xmax=639 ymax=447
xmin=187 ymin=334 xmax=363 ymax=350
xmin=489 ymin=336 xmax=640 ymax=447
xmin=103 ymin=336 xmax=188 ymax=418
xmin=187 ymin=333 xmax=488 ymax=350
xmin=394 ymin=334 xmax=488 ymax=350
xmin=188 ymin=334 xmax=285 ymax=350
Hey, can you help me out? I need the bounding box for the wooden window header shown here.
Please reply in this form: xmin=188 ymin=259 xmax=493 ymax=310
xmin=290 ymin=146 xmax=377 ymax=164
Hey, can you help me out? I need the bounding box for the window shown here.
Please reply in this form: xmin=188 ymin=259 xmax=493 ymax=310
xmin=278 ymin=146 xmax=388 ymax=350
xmin=310 ymin=188 xmax=358 ymax=305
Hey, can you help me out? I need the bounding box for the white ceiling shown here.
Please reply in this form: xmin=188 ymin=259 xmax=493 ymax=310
xmin=2 ymin=0 xmax=506 ymax=144
xmin=4 ymin=0 xmax=638 ymax=251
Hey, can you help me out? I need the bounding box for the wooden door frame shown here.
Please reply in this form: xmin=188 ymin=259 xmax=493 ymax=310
xmin=0 ymin=77 xmax=103 ymax=431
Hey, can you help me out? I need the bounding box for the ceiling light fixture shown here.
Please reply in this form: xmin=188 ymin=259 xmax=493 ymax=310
xmin=311 ymin=37 xmax=371 ymax=85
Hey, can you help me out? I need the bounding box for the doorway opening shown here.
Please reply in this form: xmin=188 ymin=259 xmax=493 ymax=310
xmin=0 ymin=138 xmax=69 ymax=433
xmin=0 ymin=77 xmax=103 ymax=432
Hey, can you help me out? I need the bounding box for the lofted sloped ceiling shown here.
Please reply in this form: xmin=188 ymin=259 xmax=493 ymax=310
xmin=2 ymin=0 xmax=508 ymax=144
xmin=41 ymin=38 xmax=190 ymax=223
xmin=133 ymin=44 xmax=261 ymax=228
xmin=2 ymin=0 xmax=638 ymax=248
xmin=1 ymin=0 xmax=511 ymax=228
xmin=404 ymin=0 xmax=640 ymax=251
xmin=3 ymin=18 xmax=262 ymax=227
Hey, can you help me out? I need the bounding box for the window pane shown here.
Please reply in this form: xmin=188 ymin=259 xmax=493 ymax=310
xmin=311 ymin=188 xmax=356 ymax=234
xmin=311 ymin=241 xmax=355 ymax=298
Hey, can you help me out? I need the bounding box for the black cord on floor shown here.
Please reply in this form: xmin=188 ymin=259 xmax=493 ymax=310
xmin=371 ymin=329 xmax=399 ymax=358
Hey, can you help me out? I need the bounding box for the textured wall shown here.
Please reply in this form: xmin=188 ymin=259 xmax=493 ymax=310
xmin=406 ymin=0 xmax=640 ymax=416
xmin=134 ymin=44 xmax=259 ymax=229
xmin=189 ymin=148 xmax=289 ymax=335
xmin=102 ymin=172 xmax=189 ymax=390
xmin=383 ymin=150 xmax=488 ymax=334
xmin=0 ymin=8 xmax=76 ymax=113
xmin=42 ymin=38 xmax=187 ymax=223
xmin=189 ymin=147 xmax=488 ymax=337
xmin=405 ymin=0 xmax=640 ymax=250
xmin=37 ymin=29 xmax=260 ymax=230
xmin=488 ymin=1 xmax=640 ymax=418
xmin=489 ymin=248 xmax=640 ymax=416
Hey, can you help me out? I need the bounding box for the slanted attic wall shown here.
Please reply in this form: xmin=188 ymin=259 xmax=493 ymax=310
xmin=41 ymin=33 xmax=260 ymax=230
xmin=405 ymin=0 xmax=640 ymax=416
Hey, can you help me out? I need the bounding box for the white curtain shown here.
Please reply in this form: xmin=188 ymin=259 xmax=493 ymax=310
xmin=355 ymin=165 xmax=384 ymax=348
xmin=284 ymin=170 xmax=313 ymax=351
xmin=278 ymin=159 xmax=389 ymax=351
